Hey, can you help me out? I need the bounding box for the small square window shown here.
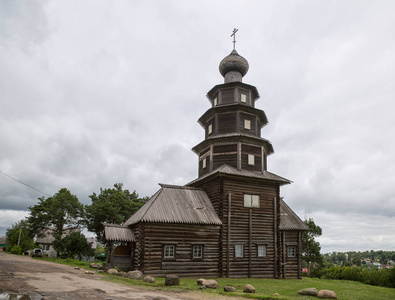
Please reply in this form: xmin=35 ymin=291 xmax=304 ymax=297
xmin=244 ymin=194 xmax=260 ymax=208
xmin=241 ymin=93 xmax=247 ymax=103
xmin=202 ymin=157 xmax=207 ymax=169
xmin=287 ymin=246 xmax=296 ymax=257
xmin=248 ymin=154 xmax=255 ymax=165
xmin=235 ymin=245 xmax=244 ymax=258
xmin=208 ymin=124 xmax=213 ymax=135
xmin=258 ymin=245 xmax=267 ymax=257
xmin=193 ymin=245 xmax=203 ymax=259
xmin=213 ymin=97 xmax=218 ymax=106
xmin=164 ymin=245 xmax=175 ymax=259
xmin=244 ymin=119 xmax=251 ymax=130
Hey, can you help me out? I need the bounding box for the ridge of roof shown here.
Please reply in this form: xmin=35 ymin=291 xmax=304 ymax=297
xmin=279 ymin=199 xmax=309 ymax=231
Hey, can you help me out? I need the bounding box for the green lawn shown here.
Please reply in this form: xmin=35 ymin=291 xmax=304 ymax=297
xmin=36 ymin=258 xmax=395 ymax=299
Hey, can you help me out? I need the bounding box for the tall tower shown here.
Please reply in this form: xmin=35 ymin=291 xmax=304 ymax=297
xmin=192 ymin=49 xmax=274 ymax=178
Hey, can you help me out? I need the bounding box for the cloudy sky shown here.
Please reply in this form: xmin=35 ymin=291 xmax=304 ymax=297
xmin=1 ymin=0 xmax=394 ymax=253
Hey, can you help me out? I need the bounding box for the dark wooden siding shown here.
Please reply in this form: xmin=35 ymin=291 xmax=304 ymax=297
xmin=221 ymin=87 xmax=235 ymax=104
xmin=237 ymin=87 xmax=250 ymax=106
xmin=241 ymin=144 xmax=262 ymax=172
xmin=199 ymin=148 xmax=211 ymax=177
xmin=283 ymin=231 xmax=301 ymax=279
xmin=239 ymin=112 xmax=256 ymax=135
xmin=213 ymin=144 xmax=237 ymax=170
xmin=141 ymin=223 xmax=220 ymax=277
xmin=221 ymin=178 xmax=279 ymax=278
xmin=206 ymin=117 xmax=216 ymax=138
xmin=217 ymin=113 xmax=236 ymax=134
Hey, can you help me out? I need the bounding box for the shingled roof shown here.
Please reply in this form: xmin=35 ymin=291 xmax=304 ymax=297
xmin=124 ymin=185 xmax=222 ymax=226
xmin=279 ymin=200 xmax=309 ymax=231
xmin=187 ymin=164 xmax=292 ymax=186
xmin=103 ymin=224 xmax=135 ymax=242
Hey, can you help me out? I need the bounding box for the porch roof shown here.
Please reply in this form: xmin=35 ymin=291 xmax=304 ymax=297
xmin=103 ymin=224 xmax=135 ymax=242
xmin=279 ymin=200 xmax=309 ymax=231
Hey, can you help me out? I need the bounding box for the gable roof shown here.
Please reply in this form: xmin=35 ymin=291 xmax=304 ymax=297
xmin=187 ymin=164 xmax=292 ymax=186
xmin=279 ymin=200 xmax=309 ymax=231
xmin=35 ymin=227 xmax=80 ymax=244
xmin=124 ymin=185 xmax=222 ymax=226
xmin=103 ymin=224 xmax=135 ymax=242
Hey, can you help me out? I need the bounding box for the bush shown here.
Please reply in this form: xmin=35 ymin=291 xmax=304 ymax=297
xmin=10 ymin=245 xmax=22 ymax=255
xmin=321 ymin=266 xmax=395 ymax=288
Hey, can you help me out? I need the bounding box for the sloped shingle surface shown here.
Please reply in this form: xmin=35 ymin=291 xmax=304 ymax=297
xmin=279 ymin=200 xmax=309 ymax=231
xmin=103 ymin=224 xmax=135 ymax=242
xmin=124 ymin=185 xmax=222 ymax=226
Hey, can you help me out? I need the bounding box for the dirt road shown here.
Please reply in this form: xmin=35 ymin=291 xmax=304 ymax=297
xmin=0 ymin=252 xmax=235 ymax=300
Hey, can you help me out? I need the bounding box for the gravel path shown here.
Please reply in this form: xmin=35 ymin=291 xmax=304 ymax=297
xmin=0 ymin=252 xmax=237 ymax=300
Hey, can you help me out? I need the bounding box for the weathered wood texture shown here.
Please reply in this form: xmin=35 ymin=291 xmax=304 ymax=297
xmin=282 ymin=230 xmax=301 ymax=279
xmin=138 ymin=223 xmax=221 ymax=278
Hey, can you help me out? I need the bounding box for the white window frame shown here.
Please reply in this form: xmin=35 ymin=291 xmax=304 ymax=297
xmin=202 ymin=157 xmax=207 ymax=169
xmin=248 ymin=154 xmax=255 ymax=165
xmin=241 ymin=93 xmax=247 ymax=103
xmin=244 ymin=119 xmax=251 ymax=130
xmin=213 ymin=97 xmax=218 ymax=106
xmin=192 ymin=245 xmax=203 ymax=259
xmin=208 ymin=124 xmax=213 ymax=135
xmin=287 ymin=246 xmax=296 ymax=257
xmin=257 ymin=245 xmax=267 ymax=257
xmin=235 ymin=245 xmax=244 ymax=258
xmin=164 ymin=245 xmax=175 ymax=259
xmin=244 ymin=194 xmax=260 ymax=208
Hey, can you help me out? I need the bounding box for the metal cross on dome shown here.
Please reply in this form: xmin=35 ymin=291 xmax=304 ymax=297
xmin=231 ymin=28 xmax=238 ymax=50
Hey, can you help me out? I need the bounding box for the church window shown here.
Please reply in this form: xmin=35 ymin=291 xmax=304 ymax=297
xmin=244 ymin=119 xmax=251 ymax=129
xmin=248 ymin=154 xmax=255 ymax=165
xmin=213 ymin=97 xmax=218 ymax=106
xmin=202 ymin=158 xmax=207 ymax=169
xmin=208 ymin=124 xmax=213 ymax=135
xmin=257 ymin=245 xmax=267 ymax=257
xmin=241 ymin=93 xmax=247 ymax=103
xmin=287 ymin=246 xmax=296 ymax=257
xmin=164 ymin=245 xmax=175 ymax=259
xmin=244 ymin=194 xmax=260 ymax=208
xmin=192 ymin=245 xmax=203 ymax=259
xmin=235 ymin=245 xmax=244 ymax=258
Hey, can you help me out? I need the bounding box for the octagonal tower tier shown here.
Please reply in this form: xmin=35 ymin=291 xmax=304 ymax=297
xmin=193 ymin=50 xmax=275 ymax=178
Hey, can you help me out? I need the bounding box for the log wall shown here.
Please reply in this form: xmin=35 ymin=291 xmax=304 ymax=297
xmin=139 ymin=223 xmax=221 ymax=278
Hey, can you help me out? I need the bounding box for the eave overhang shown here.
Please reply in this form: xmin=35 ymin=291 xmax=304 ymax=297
xmin=197 ymin=103 xmax=268 ymax=128
xmin=192 ymin=133 xmax=274 ymax=155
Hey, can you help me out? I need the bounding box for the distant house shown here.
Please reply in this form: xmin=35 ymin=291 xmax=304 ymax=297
xmin=35 ymin=227 xmax=79 ymax=257
xmin=0 ymin=236 xmax=6 ymax=251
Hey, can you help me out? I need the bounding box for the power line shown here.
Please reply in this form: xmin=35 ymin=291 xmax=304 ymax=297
xmin=0 ymin=170 xmax=52 ymax=197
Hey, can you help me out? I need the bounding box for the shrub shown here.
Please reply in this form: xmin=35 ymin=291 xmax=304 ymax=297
xmin=10 ymin=245 xmax=22 ymax=255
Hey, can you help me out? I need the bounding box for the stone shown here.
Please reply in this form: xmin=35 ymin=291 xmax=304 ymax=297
xmin=74 ymin=267 xmax=80 ymax=270
xmin=298 ymin=288 xmax=318 ymax=296
xmin=89 ymin=263 xmax=101 ymax=269
xmin=85 ymin=270 xmax=95 ymax=274
xmin=224 ymin=286 xmax=236 ymax=292
xmin=125 ymin=270 xmax=144 ymax=279
xmin=165 ymin=275 xmax=180 ymax=286
xmin=317 ymin=289 xmax=337 ymax=299
xmin=107 ymin=268 xmax=118 ymax=274
xmin=273 ymin=293 xmax=280 ymax=296
xmin=197 ymin=278 xmax=205 ymax=285
xmin=201 ymin=279 xmax=218 ymax=289
xmin=200 ymin=285 xmax=207 ymax=289
xmin=243 ymin=284 xmax=256 ymax=293
xmin=144 ymin=275 xmax=155 ymax=283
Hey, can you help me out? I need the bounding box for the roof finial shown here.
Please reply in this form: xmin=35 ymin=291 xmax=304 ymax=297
xmin=231 ymin=28 xmax=238 ymax=50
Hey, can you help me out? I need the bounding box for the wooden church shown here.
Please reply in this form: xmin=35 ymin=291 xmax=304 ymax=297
xmin=103 ymin=41 xmax=308 ymax=278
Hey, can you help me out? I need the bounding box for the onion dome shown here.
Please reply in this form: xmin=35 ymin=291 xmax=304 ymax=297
xmin=219 ymin=50 xmax=249 ymax=83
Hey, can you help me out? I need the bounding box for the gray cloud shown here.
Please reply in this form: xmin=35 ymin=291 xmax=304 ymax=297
xmin=1 ymin=1 xmax=394 ymax=252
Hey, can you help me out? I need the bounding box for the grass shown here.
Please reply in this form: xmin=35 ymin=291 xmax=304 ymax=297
xmin=36 ymin=257 xmax=395 ymax=300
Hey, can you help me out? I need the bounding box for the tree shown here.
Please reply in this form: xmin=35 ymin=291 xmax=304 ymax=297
xmin=27 ymin=188 xmax=84 ymax=256
xmin=302 ymin=218 xmax=323 ymax=276
xmin=52 ymin=231 xmax=94 ymax=259
xmin=85 ymin=183 xmax=148 ymax=243
xmin=6 ymin=220 xmax=34 ymax=254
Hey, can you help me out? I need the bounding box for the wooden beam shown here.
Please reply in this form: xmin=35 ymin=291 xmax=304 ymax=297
xmin=273 ymin=197 xmax=277 ymax=278
xmin=227 ymin=192 xmax=231 ymax=278
xmin=249 ymin=208 xmax=252 ymax=278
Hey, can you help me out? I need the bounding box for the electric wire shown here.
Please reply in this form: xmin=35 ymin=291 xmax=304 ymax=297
xmin=0 ymin=170 xmax=52 ymax=197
